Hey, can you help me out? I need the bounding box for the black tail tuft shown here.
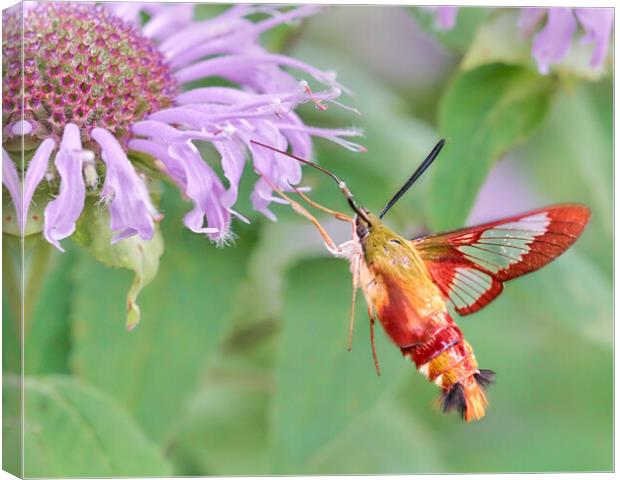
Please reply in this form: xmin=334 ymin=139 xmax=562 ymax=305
xmin=474 ymin=369 xmax=496 ymax=390
xmin=442 ymin=382 xmax=466 ymax=418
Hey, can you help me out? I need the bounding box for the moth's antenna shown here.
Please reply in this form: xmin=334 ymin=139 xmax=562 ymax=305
xmin=379 ymin=138 xmax=446 ymax=219
xmin=250 ymin=140 xmax=370 ymax=224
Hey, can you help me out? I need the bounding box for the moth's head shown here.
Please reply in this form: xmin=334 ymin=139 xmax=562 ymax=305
xmin=354 ymin=208 xmax=379 ymax=240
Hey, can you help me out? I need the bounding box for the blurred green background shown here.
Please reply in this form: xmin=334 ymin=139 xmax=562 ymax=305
xmin=3 ymin=5 xmax=612 ymax=476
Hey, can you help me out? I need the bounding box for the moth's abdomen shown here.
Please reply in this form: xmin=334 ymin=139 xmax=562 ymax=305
xmin=401 ymin=317 xmax=495 ymax=422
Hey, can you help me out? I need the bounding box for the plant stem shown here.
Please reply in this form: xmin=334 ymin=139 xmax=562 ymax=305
xmin=2 ymin=236 xmax=22 ymax=340
xmin=23 ymin=239 xmax=53 ymax=337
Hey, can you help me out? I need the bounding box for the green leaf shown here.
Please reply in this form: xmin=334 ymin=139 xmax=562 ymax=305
xmin=73 ymin=198 xmax=164 ymax=330
xmin=3 ymin=374 xmax=171 ymax=477
xmin=168 ymin=371 xmax=271 ymax=475
xmin=508 ymin=250 xmax=611 ymax=347
xmin=429 ymin=63 xmax=554 ymax=230
xmin=25 ymin=245 xmax=76 ymax=374
xmin=308 ymin=399 xmax=444 ymax=473
xmin=70 ymin=186 xmax=256 ymax=442
xmin=271 ymin=257 xmax=410 ymax=473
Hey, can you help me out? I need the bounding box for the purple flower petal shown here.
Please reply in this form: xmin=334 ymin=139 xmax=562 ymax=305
xmin=167 ymin=140 xmax=231 ymax=243
xmin=43 ymin=124 xmax=87 ymax=252
xmin=91 ymin=128 xmax=157 ymax=243
xmin=517 ymin=8 xmax=546 ymax=37
xmin=436 ymin=7 xmax=459 ymax=30
xmin=2 ymin=148 xmax=22 ymax=230
xmin=531 ymin=8 xmax=577 ymax=75
xmin=23 ymin=138 xmax=56 ymax=232
xmin=575 ymin=8 xmax=614 ymax=68
xmin=167 ymin=6 xmax=321 ymax=69
xmin=213 ymin=139 xmax=246 ymax=210
xmin=141 ymin=4 xmax=195 ymax=42
xmin=10 ymin=120 xmax=33 ymax=136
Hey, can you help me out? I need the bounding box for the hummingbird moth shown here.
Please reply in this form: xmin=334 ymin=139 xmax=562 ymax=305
xmin=250 ymin=139 xmax=590 ymax=422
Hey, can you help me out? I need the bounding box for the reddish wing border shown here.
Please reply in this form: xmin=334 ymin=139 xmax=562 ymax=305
xmin=412 ymin=204 xmax=590 ymax=315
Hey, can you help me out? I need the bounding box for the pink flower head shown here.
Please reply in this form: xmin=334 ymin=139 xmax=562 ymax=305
xmin=2 ymin=2 xmax=363 ymax=249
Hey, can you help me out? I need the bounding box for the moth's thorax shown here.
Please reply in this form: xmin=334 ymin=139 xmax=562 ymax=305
xmin=354 ymin=213 xmax=446 ymax=346
xmin=360 ymin=213 xmax=430 ymax=279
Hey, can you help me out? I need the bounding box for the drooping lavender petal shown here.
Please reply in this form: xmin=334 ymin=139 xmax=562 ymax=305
xmin=43 ymin=123 xmax=87 ymax=252
xmin=531 ymin=8 xmax=577 ymax=75
xmin=2 ymin=148 xmax=22 ymax=230
xmin=517 ymin=8 xmax=547 ymax=37
xmin=436 ymin=7 xmax=459 ymax=30
xmin=23 ymin=138 xmax=56 ymax=232
xmin=575 ymin=8 xmax=614 ymax=68
xmin=91 ymin=128 xmax=157 ymax=243
xmin=167 ymin=140 xmax=231 ymax=242
xmin=213 ymin=139 xmax=246 ymax=210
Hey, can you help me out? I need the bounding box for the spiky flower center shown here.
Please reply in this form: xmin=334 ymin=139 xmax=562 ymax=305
xmin=2 ymin=3 xmax=177 ymax=144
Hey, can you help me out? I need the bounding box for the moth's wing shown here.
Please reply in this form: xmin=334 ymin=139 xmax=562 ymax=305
xmin=411 ymin=204 xmax=590 ymax=315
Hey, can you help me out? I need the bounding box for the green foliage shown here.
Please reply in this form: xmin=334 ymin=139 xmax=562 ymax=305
xmin=73 ymin=199 xmax=164 ymax=329
xmin=70 ymin=188 xmax=256 ymax=442
xmin=3 ymin=375 xmax=171 ymax=477
xmin=429 ymin=63 xmax=554 ymax=230
xmin=273 ymin=258 xmax=410 ymax=473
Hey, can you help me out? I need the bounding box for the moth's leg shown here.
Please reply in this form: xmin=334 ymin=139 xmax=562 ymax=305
xmin=262 ymin=177 xmax=341 ymax=254
xmin=348 ymin=272 xmax=358 ymax=352
xmin=368 ymin=307 xmax=381 ymax=377
xmin=293 ymin=188 xmax=353 ymax=223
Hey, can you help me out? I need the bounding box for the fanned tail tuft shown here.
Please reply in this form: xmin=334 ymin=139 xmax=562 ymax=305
xmin=474 ymin=369 xmax=496 ymax=390
xmin=442 ymin=371 xmax=494 ymax=422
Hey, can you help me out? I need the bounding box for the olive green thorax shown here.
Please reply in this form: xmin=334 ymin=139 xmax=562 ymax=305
xmin=358 ymin=212 xmax=431 ymax=280
xmin=359 ymin=213 xmax=412 ymax=262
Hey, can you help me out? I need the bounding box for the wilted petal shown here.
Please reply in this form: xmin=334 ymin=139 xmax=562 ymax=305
xmin=2 ymin=148 xmax=22 ymax=230
xmin=43 ymin=124 xmax=87 ymax=251
xmin=23 ymin=138 xmax=56 ymax=232
xmin=91 ymin=128 xmax=156 ymax=243
xmin=531 ymin=8 xmax=577 ymax=74
xmin=575 ymin=8 xmax=613 ymax=68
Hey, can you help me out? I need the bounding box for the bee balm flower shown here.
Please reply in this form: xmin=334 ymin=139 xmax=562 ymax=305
xmin=423 ymin=6 xmax=613 ymax=75
xmin=2 ymin=2 xmax=363 ymax=249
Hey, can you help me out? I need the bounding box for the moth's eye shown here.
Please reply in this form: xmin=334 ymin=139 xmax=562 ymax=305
xmin=356 ymin=223 xmax=369 ymax=239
